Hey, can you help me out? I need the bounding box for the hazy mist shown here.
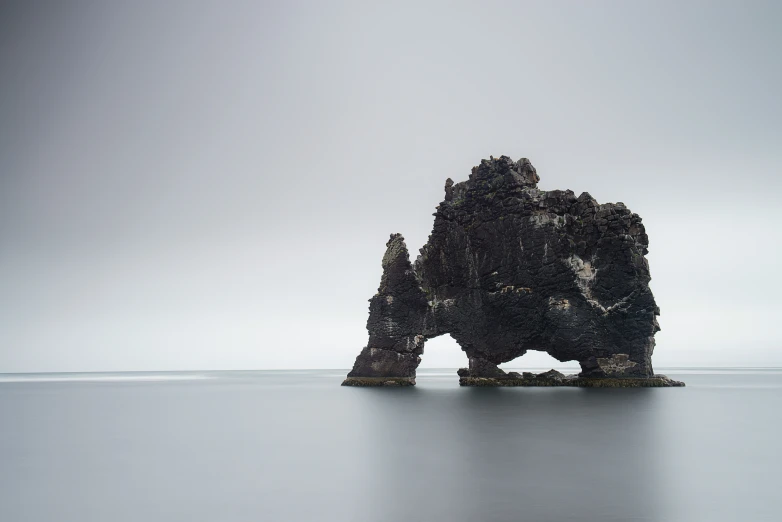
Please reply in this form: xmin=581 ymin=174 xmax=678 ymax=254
xmin=1 ymin=1 xmax=780 ymax=372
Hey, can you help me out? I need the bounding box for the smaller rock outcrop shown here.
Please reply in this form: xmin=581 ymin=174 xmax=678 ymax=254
xmin=343 ymin=234 xmax=426 ymax=386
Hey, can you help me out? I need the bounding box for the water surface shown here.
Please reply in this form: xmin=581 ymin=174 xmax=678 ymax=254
xmin=1 ymin=369 xmax=779 ymax=521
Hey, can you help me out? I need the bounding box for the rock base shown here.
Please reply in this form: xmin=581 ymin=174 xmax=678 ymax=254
xmin=341 ymin=371 xmax=684 ymax=387
xmin=459 ymin=371 xmax=684 ymax=388
xmin=341 ymin=376 xmax=416 ymax=387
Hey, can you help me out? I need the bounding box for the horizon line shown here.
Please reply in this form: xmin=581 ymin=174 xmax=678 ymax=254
xmin=2 ymin=366 xmax=782 ymax=376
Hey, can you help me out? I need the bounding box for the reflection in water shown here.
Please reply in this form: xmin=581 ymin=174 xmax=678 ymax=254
xmin=0 ymin=370 xmax=780 ymax=522
xmin=352 ymin=385 xmax=664 ymax=522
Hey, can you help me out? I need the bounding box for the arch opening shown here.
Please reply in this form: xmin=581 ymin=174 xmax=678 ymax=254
xmin=418 ymin=333 xmax=468 ymax=370
xmin=499 ymin=350 xmax=580 ymax=374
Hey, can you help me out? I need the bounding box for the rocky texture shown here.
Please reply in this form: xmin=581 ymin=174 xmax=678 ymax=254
xmin=459 ymin=370 xmax=684 ymax=388
xmin=343 ymin=233 xmax=428 ymax=382
xmin=341 ymin=376 xmax=416 ymax=387
xmin=343 ymin=156 xmax=682 ymax=387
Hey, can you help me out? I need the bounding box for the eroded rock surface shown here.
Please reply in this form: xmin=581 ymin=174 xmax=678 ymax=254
xmin=343 ymin=156 xmax=681 ymax=387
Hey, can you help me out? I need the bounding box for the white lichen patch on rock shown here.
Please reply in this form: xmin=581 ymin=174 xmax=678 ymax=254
xmin=498 ymin=286 xmax=532 ymax=294
xmin=529 ymin=212 xmax=564 ymax=228
xmin=567 ymin=254 xmax=596 ymax=286
xmin=596 ymin=354 xmax=638 ymax=376
xmin=428 ymin=296 xmax=456 ymax=308
xmin=566 ymin=254 xmax=600 ymax=305
xmin=566 ymin=254 xmax=633 ymax=315
xmin=405 ymin=334 xmax=425 ymax=352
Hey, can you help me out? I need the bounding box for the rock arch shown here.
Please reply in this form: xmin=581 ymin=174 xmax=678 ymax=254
xmin=342 ymin=156 xmax=682 ymax=387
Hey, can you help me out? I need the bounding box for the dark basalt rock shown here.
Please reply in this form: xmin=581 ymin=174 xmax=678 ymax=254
xmin=459 ymin=370 xmax=684 ymax=388
xmin=342 ymin=156 xmax=683 ymax=388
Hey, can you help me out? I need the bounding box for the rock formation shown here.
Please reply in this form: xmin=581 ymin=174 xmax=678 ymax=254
xmin=343 ymin=156 xmax=683 ymax=387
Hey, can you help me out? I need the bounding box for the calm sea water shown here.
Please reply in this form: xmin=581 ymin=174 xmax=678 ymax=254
xmin=0 ymin=369 xmax=779 ymax=522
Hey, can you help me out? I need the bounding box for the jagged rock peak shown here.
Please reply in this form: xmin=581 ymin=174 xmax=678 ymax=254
xmin=468 ymin=155 xmax=539 ymax=187
xmin=377 ymin=233 xmax=420 ymax=296
xmin=381 ymin=233 xmax=406 ymax=268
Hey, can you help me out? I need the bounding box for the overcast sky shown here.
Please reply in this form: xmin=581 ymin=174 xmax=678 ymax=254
xmin=1 ymin=0 xmax=780 ymax=372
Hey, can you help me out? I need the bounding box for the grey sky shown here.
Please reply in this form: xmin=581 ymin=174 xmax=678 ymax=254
xmin=1 ymin=0 xmax=780 ymax=372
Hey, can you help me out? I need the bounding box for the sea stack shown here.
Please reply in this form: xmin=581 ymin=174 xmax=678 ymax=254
xmin=343 ymin=156 xmax=683 ymax=387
